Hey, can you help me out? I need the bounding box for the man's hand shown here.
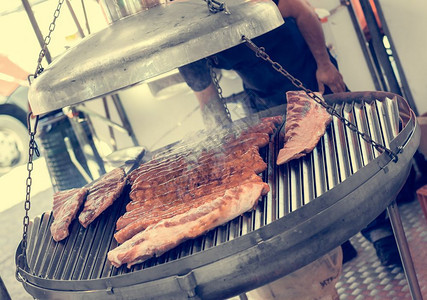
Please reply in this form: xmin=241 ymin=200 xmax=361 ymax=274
xmin=277 ymin=0 xmax=347 ymax=94
xmin=316 ymin=61 xmax=346 ymax=94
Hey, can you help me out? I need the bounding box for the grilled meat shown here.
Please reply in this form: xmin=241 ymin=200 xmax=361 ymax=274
xmin=78 ymin=168 xmax=127 ymax=228
xmin=108 ymin=177 xmax=269 ymax=268
xmin=51 ymin=187 xmax=88 ymax=242
xmin=277 ymin=91 xmax=332 ymax=165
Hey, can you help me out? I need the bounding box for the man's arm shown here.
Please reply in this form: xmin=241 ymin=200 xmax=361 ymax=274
xmin=276 ymin=0 xmax=346 ymax=93
xmin=179 ymin=60 xmax=231 ymax=129
xmin=195 ymin=83 xmax=232 ymax=128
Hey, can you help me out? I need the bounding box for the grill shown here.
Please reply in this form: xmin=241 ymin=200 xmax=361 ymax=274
xmin=16 ymin=91 xmax=420 ymax=299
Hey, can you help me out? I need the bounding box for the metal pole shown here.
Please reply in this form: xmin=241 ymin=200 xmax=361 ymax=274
xmin=372 ymin=0 xmax=419 ymax=116
xmin=75 ymin=105 xmax=130 ymax=134
xmin=102 ymin=97 xmax=118 ymax=151
xmin=65 ymin=0 xmax=85 ymax=38
xmin=0 ymin=276 xmax=11 ymax=300
xmin=344 ymin=0 xmax=383 ymax=91
xmin=81 ymin=0 xmax=91 ymax=34
xmin=111 ymin=94 xmax=140 ymax=146
xmin=359 ymin=0 xmax=401 ymax=95
xmin=387 ymin=200 xmax=423 ymax=300
xmin=239 ymin=293 xmax=248 ymax=300
xmin=21 ymin=0 xmax=52 ymax=64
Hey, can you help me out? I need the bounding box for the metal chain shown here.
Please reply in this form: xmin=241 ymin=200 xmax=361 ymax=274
xmin=17 ymin=0 xmax=64 ymax=280
xmin=208 ymin=58 xmax=232 ymax=121
xmin=21 ymin=114 xmax=41 ymax=260
xmin=242 ymin=36 xmax=399 ymax=162
xmin=33 ymin=0 xmax=65 ymax=79
xmin=204 ymin=0 xmax=230 ymax=14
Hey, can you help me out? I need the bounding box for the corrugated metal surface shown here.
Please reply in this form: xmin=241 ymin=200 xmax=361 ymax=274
xmin=337 ymin=198 xmax=427 ymax=299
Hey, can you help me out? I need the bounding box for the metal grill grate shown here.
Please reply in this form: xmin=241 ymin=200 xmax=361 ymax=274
xmin=16 ymin=92 xmax=419 ymax=299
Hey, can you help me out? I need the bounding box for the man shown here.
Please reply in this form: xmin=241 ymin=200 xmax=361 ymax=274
xmin=179 ymin=0 xmax=363 ymax=263
xmin=180 ymin=0 xmax=407 ymax=268
xmin=179 ymin=0 xmax=346 ymax=127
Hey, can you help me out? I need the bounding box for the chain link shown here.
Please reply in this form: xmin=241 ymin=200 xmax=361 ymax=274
xmin=204 ymin=0 xmax=230 ymax=14
xmin=20 ymin=114 xmax=40 ymax=267
xmin=33 ymin=0 xmax=65 ymax=78
xmin=242 ymin=36 xmax=398 ymax=162
xmin=208 ymin=58 xmax=232 ymax=122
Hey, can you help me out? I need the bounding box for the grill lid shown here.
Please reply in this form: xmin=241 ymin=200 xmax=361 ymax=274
xmin=27 ymin=0 xmax=284 ymax=115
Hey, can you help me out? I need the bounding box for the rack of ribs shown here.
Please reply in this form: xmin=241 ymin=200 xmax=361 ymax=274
xmin=277 ymin=91 xmax=332 ymax=165
xmin=108 ymin=176 xmax=270 ymax=268
xmin=50 ymin=167 xmax=127 ymax=241
xmin=79 ymin=167 xmax=127 ymax=228
xmin=107 ymin=116 xmax=283 ymax=267
xmin=50 ymin=187 xmax=88 ymax=242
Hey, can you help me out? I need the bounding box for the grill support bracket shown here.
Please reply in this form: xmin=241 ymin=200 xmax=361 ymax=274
xmin=177 ymin=271 xmax=199 ymax=299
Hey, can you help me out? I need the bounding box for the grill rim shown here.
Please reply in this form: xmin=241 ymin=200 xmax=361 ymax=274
xmin=16 ymin=145 xmax=417 ymax=299
xmin=16 ymin=92 xmax=419 ymax=299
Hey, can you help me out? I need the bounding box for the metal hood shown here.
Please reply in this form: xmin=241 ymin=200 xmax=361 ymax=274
xmin=27 ymin=0 xmax=283 ymax=115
